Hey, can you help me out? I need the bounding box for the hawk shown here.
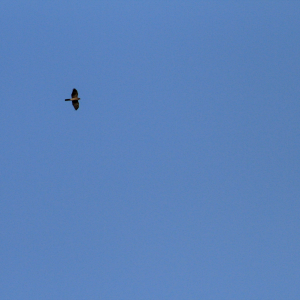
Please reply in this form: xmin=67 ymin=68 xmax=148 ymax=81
xmin=65 ymin=88 xmax=80 ymax=110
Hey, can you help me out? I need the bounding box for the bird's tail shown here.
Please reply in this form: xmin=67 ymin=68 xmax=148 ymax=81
xmin=65 ymin=98 xmax=80 ymax=101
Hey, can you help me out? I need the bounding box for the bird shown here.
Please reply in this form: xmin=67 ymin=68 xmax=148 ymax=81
xmin=65 ymin=88 xmax=80 ymax=110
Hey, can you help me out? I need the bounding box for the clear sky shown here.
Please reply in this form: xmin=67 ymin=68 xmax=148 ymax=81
xmin=1 ymin=1 xmax=299 ymax=299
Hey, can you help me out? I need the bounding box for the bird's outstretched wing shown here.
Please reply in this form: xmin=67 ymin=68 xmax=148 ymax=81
xmin=72 ymin=100 xmax=79 ymax=110
xmin=72 ymin=88 xmax=78 ymax=98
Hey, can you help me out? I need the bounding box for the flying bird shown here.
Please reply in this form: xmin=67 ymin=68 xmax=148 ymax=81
xmin=65 ymin=88 xmax=80 ymax=110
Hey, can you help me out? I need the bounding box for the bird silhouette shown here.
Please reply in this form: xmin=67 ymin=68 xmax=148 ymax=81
xmin=65 ymin=88 xmax=80 ymax=110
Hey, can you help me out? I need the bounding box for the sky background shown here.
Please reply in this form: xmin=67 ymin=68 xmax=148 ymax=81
xmin=0 ymin=1 xmax=299 ymax=299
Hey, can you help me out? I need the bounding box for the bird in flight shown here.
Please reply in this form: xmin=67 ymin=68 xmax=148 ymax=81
xmin=65 ymin=88 xmax=80 ymax=110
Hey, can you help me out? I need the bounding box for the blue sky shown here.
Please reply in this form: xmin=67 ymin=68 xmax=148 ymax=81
xmin=1 ymin=1 xmax=299 ymax=299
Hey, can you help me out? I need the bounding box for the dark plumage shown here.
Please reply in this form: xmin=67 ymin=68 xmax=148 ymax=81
xmin=71 ymin=88 xmax=78 ymax=98
xmin=72 ymin=100 xmax=79 ymax=110
xmin=65 ymin=88 xmax=81 ymax=110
